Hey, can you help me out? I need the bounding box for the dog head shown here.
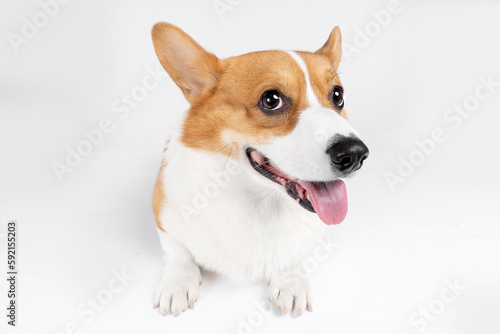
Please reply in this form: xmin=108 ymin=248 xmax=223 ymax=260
xmin=152 ymin=23 xmax=369 ymax=225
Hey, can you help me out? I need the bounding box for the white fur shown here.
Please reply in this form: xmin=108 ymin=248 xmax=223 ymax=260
xmin=153 ymin=52 xmax=362 ymax=316
xmin=154 ymin=133 xmax=323 ymax=315
xmin=287 ymin=51 xmax=321 ymax=107
xmin=158 ymin=133 xmax=325 ymax=283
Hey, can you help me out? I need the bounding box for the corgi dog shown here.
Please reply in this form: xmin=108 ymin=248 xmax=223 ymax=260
xmin=151 ymin=22 xmax=369 ymax=317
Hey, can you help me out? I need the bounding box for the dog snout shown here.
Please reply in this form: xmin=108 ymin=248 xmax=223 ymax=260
xmin=326 ymin=136 xmax=369 ymax=175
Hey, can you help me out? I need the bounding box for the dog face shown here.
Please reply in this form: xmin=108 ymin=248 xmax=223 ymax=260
xmin=152 ymin=23 xmax=369 ymax=225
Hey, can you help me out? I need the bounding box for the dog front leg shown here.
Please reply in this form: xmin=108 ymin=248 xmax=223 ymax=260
xmin=153 ymin=231 xmax=201 ymax=317
xmin=268 ymin=266 xmax=312 ymax=316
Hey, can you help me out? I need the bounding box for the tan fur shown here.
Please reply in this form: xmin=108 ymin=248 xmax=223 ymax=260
xmin=152 ymin=143 xmax=169 ymax=232
xmin=151 ymin=22 xmax=222 ymax=104
xmin=315 ymin=26 xmax=342 ymax=67
xmin=296 ymin=51 xmax=343 ymax=113
xmin=151 ymin=23 xmax=346 ymax=157
xmin=180 ymin=50 xmax=310 ymax=157
xmin=313 ymin=26 xmax=347 ymax=120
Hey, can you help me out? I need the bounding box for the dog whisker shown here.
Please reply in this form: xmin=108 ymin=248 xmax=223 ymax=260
xmin=205 ymin=143 xmax=230 ymax=156
xmin=222 ymin=146 xmax=234 ymax=174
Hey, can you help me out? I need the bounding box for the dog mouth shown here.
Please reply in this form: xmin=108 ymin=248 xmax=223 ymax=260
xmin=245 ymin=147 xmax=348 ymax=225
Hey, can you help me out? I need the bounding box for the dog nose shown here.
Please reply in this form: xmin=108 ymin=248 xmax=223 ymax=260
xmin=327 ymin=137 xmax=369 ymax=174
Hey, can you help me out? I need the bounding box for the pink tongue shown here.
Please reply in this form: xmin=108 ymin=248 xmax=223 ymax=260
xmin=301 ymin=180 xmax=348 ymax=225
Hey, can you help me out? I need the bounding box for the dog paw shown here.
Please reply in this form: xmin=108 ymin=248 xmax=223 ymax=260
xmin=153 ymin=264 xmax=201 ymax=316
xmin=268 ymin=272 xmax=312 ymax=316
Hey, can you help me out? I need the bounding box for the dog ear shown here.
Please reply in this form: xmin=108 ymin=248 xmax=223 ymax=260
xmin=315 ymin=26 xmax=342 ymax=70
xmin=152 ymin=22 xmax=222 ymax=104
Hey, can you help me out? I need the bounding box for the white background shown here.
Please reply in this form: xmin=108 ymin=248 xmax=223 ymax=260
xmin=1 ymin=0 xmax=500 ymax=333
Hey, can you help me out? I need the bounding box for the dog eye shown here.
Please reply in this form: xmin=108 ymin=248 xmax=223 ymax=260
xmin=260 ymin=90 xmax=285 ymax=113
xmin=331 ymin=86 xmax=344 ymax=109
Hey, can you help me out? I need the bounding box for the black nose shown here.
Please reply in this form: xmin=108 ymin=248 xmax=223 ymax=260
xmin=327 ymin=136 xmax=369 ymax=174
